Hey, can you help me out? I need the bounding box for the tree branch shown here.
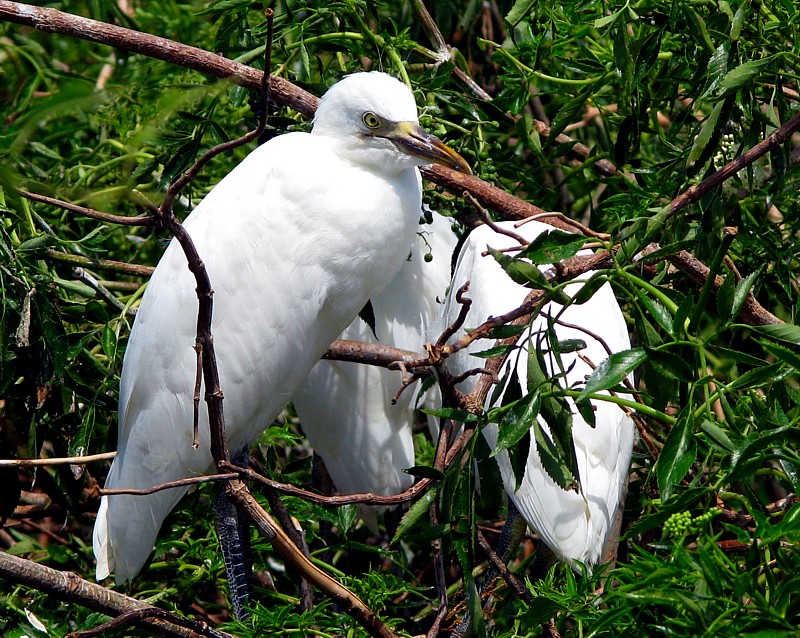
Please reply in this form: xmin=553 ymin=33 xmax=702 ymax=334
xmin=0 ymin=552 xmax=235 ymax=638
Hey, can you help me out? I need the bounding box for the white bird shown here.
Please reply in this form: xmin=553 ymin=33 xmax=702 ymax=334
xmin=93 ymin=71 xmax=470 ymax=587
xmin=442 ymin=221 xmax=634 ymax=568
xmin=293 ymin=211 xmax=457 ymax=526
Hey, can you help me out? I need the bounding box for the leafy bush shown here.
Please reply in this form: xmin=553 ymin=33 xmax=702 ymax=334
xmin=1 ymin=0 xmax=799 ymax=636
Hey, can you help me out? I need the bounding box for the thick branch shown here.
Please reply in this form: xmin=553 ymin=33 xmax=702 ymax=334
xmin=322 ymin=339 xmax=427 ymax=368
xmin=0 ymin=1 xmax=576 ymax=237
xmin=667 ymin=250 xmax=780 ymax=325
xmin=0 ymin=552 xmax=234 ymax=638
xmin=0 ymin=2 xmax=317 ymax=117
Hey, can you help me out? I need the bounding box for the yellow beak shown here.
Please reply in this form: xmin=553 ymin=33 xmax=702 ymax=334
xmin=384 ymin=121 xmax=472 ymax=175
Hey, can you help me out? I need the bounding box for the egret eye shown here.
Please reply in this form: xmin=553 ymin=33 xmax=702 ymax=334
xmin=362 ymin=111 xmax=382 ymax=129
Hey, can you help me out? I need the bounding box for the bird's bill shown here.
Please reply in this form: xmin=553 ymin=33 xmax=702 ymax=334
xmin=387 ymin=121 xmax=472 ymax=174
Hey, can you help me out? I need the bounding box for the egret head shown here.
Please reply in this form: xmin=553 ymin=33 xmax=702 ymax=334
xmin=313 ymin=71 xmax=471 ymax=175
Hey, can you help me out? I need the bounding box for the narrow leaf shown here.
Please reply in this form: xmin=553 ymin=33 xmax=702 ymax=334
xmin=578 ymin=348 xmax=647 ymax=400
xmin=656 ymin=416 xmax=696 ymax=501
xmin=518 ymin=229 xmax=586 ymax=264
xmin=752 ymin=323 xmax=800 ymax=346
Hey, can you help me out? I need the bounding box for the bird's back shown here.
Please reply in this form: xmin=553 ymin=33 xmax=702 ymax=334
xmin=95 ymin=132 xmax=423 ymax=582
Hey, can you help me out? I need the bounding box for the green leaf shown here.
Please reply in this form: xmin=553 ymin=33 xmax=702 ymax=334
xmin=682 ymin=5 xmax=715 ymax=53
xmin=718 ymin=55 xmax=776 ymax=96
xmin=531 ymin=418 xmax=577 ymax=491
xmin=645 ymin=346 xmax=695 ymax=382
xmin=712 ymin=346 xmax=766 ymax=367
xmin=636 ymin=290 xmax=675 ymax=338
xmin=393 ymin=488 xmax=438 ymax=543
xmin=101 ymin=323 xmax=117 ymax=363
xmin=487 ymin=247 xmax=550 ymax=289
xmin=17 ymin=234 xmax=57 ymax=253
xmin=334 ymin=504 xmax=358 ymax=535
xmin=760 ymin=340 xmax=800 ymax=371
xmin=716 ymin=271 xmax=736 ymax=322
xmin=52 ymin=277 xmax=96 ymax=298
xmin=492 ymin=390 xmax=540 ymax=457
xmin=422 ymin=407 xmax=481 ymax=422
xmin=578 ymin=348 xmax=646 ymax=400
xmin=505 ymin=0 xmax=536 ymax=26
xmin=634 ymin=29 xmax=663 ymax=84
xmin=729 ymin=361 xmax=785 ymax=390
xmin=470 ymin=344 xmax=515 ymax=359
xmin=751 ymin=323 xmax=800 ymax=345
xmin=656 ymin=416 xmax=696 ymax=501
xmin=553 ymin=338 xmax=587 ymax=354
xmin=688 ymin=100 xmax=723 ymax=166
xmin=487 ymin=324 xmax=527 ymax=339
xmin=405 ymin=465 xmax=445 ymax=480
xmin=699 ymin=419 xmax=738 ymax=454
xmin=518 ymin=229 xmax=587 ymax=264
xmin=730 ymin=269 xmax=761 ymax=320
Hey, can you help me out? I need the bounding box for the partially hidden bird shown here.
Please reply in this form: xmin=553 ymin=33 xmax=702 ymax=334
xmin=293 ymin=211 xmax=457 ymax=527
xmin=442 ymin=220 xmax=634 ymax=568
xmin=93 ymin=71 xmax=470 ymax=586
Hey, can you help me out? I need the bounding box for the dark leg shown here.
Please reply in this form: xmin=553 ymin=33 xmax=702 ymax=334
xmin=453 ymin=499 xmax=527 ymax=637
xmin=213 ymin=446 xmax=253 ymax=621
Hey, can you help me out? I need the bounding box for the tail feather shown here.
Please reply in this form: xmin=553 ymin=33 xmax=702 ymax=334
xmin=93 ymin=496 xmax=114 ymax=580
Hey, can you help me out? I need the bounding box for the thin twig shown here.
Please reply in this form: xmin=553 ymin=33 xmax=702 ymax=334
xmin=45 ymin=249 xmax=154 ymax=277
xmin=475 ymin=528 xmax=531 ymax=603
xmin=0 ymin=451 xmax=116 ymax=467
xmin=464 ymin=191 xmax=531 ymax=246
xmin=71 ymin=267 xmax=131 ymax=315
xmin=18 ymin=189 xmax=157 ymax=226
xmin=434 ymin=283 xmax=473 ymax=351
xmin=223 ymin=462 xmax=434 ymax=507
xmin=100 ymin=473 xmax=240 ymax=496
xmin=668 ymin=111 xmax=800 ymax=217
xmin=67 ymin=607 xmax=228 ymax=638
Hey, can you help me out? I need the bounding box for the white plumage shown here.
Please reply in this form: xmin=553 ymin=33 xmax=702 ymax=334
xmin=293 ymin=212 xmax=457 ymax=523
xmin=442 ymin=221 xmax=634 ymax=567
xmin=93 ymin=71 xmax=469 ymax=583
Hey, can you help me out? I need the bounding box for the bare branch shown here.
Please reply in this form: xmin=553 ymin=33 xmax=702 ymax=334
xmin=0 ymin=1 xmax=318 ymax=116
xmin=45 ymin=249 xmax=154 ymax=277
xmin=100 ymin=473 xmax=240 ymax=496
xmin=67 ymin=607 xmax=228 ymax=638
xmin=667 ymin=111 xmax=800 ymax=217
xmin=475 ymin=528 xmax=532 ymax=603
xmin=18 ymin=189 xmax=157 ymax=226
xmin=667 ymin=250 xmax=780 ymax=325
xmin=223 ymin=462 xmax=433 ymax=508
xmin=323 ymin=339 xmax=427 ymax=368
xmin=0 ymin=452 xmax=116 ymax=467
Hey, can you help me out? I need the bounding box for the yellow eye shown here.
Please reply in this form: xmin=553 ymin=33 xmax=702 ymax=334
xmin=362 ymin=111 xmax=382 ymax=129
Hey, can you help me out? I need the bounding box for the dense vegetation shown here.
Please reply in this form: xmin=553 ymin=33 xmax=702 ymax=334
xmin=1 ymin=0 xmax=799 ymax=636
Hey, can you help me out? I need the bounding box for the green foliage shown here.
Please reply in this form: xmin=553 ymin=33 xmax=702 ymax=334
xmin=2 ymin=0 xmax=800 ymax=635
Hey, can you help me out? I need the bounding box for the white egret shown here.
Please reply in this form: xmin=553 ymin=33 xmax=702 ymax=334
xmin=293 ymin=211 xmax=457 ymax=526
xmin=442 ymin=221 xmax=634 ymax=568
xmin=93 ymin=71 xmax=470 ymax=594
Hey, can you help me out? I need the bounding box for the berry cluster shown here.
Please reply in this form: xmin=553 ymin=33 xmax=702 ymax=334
xmin=713 ymin=132 xmax=738 ymax=168
xmin=664 ymin=509 xmax=718 ymax=537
